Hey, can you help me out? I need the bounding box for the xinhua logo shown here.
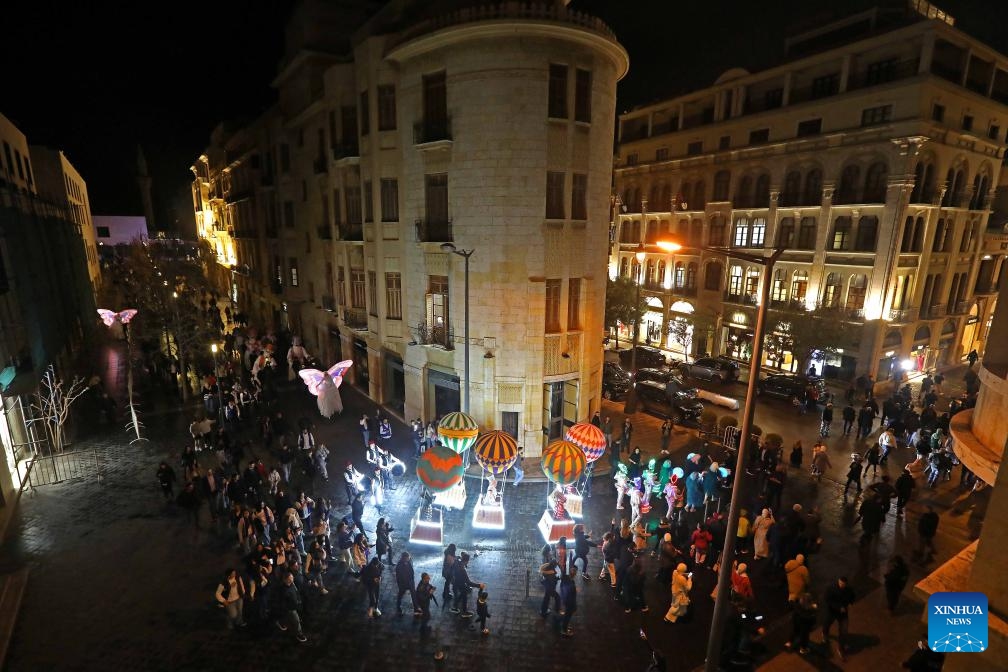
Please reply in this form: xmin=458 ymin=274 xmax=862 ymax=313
xmin=928 ymin=592 xmax=988 ymax=653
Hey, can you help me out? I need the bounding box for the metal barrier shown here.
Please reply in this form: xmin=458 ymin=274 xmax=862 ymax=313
xmin=24 ymin=448 xmax=102 ymax=490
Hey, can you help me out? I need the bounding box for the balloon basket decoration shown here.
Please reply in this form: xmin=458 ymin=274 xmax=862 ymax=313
xmin=432 ymin=481 xmax=467 ymax=510
xmin=538 ymin=439 xmax=586 ymax=544
xmin=563 ymin=490 xmax=583 ymax=519
xmin=434 ymin=411 xmax=479 ymax=506
xmin=471 ymin=430 xmax=518 ymax=531
xmin=410 ymin=444 xmax=464 ymax=547
xmin=563 ymin=422 xmax=606 ymax=520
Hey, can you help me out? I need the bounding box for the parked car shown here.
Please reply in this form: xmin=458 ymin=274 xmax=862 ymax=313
xmin=756 ymin=373 xmax=828 ymax=400
xmin=633 ymin=368 xmax=698 ymax=398
xmin=602 ymin=361 xmax=632 ymax=400
xmin=679 ymin=357 xmax=741 ymax=384
xmin=618 ymin=345 xmax=669 ymax=371
xmin=634 ymin=380 xmax=704 ymax=424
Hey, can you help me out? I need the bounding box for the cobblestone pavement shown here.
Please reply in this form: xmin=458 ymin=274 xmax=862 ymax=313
xmin=0 ymin=353 xmax=985 ymax=672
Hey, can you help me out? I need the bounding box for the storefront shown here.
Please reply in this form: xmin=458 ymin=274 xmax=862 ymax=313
xmin=960 ymin=304 xmax=979 ymax=358
xmin=352 ymin=338 xmax=370 ymax=391
xmin=877 ymin=330 xmax=903 ymax=382
xmin=665 ymin=300 xmax=696 ymax=359
xmin=427 ymin=368 xmax=460 ymax=419
xmin=909 ymin=325 xmax=931 ymax=373
xmin=383 ymin=352 xmax=405 ymax=417
xmin=939 ymin=319 xmax=957 ymax=366
xmin=643 ymin=297 xmax=664 ymax=347
xmin=542 ymin=378 xmax=578 ymax=442
xmin=722 ymin=311 xmax=753 ymax=363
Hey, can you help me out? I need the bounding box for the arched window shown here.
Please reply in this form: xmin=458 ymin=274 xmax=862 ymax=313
xmin=733 ymin=217 xmax=750 ymax=247
xmin=728 ymin=265 xmax=743 ymax=295
xmin=771 ymin=269 xmax=788 ymax=302
xmin=674 ymin=262 xmax=685 ymax=289
xmin=864 ymin=161 xmax=888 ymax=203
xmin=846 ymin=274 xmax=868 ymax=311
xmin=970 ymin=174 xmax=988 ymax=210
xmin=914 ymin=325 xmax=931 ymax=342
xmin=645 ymin=259 xmax=656 ymax=287
xmin=678 ymin=182 xmax=691 ymax=210
xmin=790 ymin=271 xmax=809 ymax=303
xmin=621 ymin=188 xmax=631 ymax=209
xmin=932 ymin=218 xmax=947 ymax=253
xmin=648 ymin=184 xmax=660 ymax=209
xmin=709 ymin=216 xmax=727 ymax=246
xmin=802 ymin=168 xmax=823 ymax=205
xmin=883 ymin=330 xmax=902 ymax=348
xmin=912 ymin=216 xmax=925 ymax=252
xmin=657 ymin=260 xmax=666 ymax=287
xmin=836 ymin=164 xmax=860 ymax=204
xmin=659 ymin=183 xmax=672 ymax=211
xmin=736 ymin=175 xmax=753 ymax=207
xmin=855 ymin=216 xmax=879 ymax=251
xmin=782 ymin=170 xmax=801 ymax=206
xmin=686 ymin=262 xmax=697 ymax=289
xmin=831 ymin=216 xmax=852 ymax=250
xmin=705 ymin=261 xmax=724 ymax=291
xmin=631 ymin=187 xmax=642 ymax=212
xmin=619 ymin=257 xmax=629 ymax=277
xmin=823 ymin=272 xmax=842 ymax=308
xmin=900 ymin=216 xmax=914 ymax=252
xmin=941 ymin=168 xmax=956 ymax=206
xmin=911 ymin=162 xmax=926 ymax=203
xmin=754 ymin=173 xmax=771 ymax=207
xmin=692 ymin=180 xmax=706 ymax=209
xmin=713 ymin=170 xmax=731 ymax=201
xmin=921 ymin=164 xmax=936 ymax=202
xmin=690 ymin=219 xmax=704 ymax=246
xmin=951 ymin=169 xmax=966 ymax=207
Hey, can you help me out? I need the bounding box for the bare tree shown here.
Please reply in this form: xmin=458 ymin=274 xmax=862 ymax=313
xmin=31 ymin=365 xmax=88 ymax=454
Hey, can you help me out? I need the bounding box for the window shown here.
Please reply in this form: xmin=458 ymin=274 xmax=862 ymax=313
xmin=625 ymin=153 xmax=638 ymax=166
xmin=351 ymin=270 xmax=366 ymax=308
xmin=425 ymin=173 xmax=449 ymax=224
xmin=790 ymin=271 xmax=808 ymax=303
xmin=802 ymin=169 xmax=822 ymax=205
xmin=719 ymin=135 xmax=731 ymax=150
xmin=781 ymin=171 xmax=801 ymax=206
xmin=797 ymin=217 xmax=817 ymax=249
xmin=932 ymin=103 xmax=945 ymax=122
xmin=865 ymin=58 xmax=897 ymax=86
xmin=704 ymin=262 xmax=723 ymax=291
xmin=777 ymin=217 xmax=795 ymax=247
xmin=796 ymin=118 xmax=822 ymax=137
xmin=385 ymin=272 xmax=402 ymax=319
xmin=811 ymin=73 xmax=839 ymax=98
xmin=574 ymin=68 xmax=592 ymax=122
xmin=836 ymin=165 xmax=860 ymax=204
xmin=545 ymin=279 xmax=562 ymax=333
xmin=728 ymin=266 xmax=743 ymax=295
xmin=822 ymin=273 xmax=841 ymax=307
xmin=771 ymin=270 xmax=787 ymax=302
xmin=283 ymin=201 xmax=295 ymax=228
xmin=346 ymin=187 xmax=362 ymax=224
xmin=280 ymin=144 xmax=291 ymax=173
xmin=861 ymin=105 xmax=892 ymax=126
xmin=363 ymin=180 xmax=373 ymax=222
xmin=751 ymin=218 xmax=766 ymax=246
xmin=864 ymin=162 xmax=888 ymax=202
xmin=764 ymin=88 xmax=783 ymax=109
xmin=22 ymin=159 xmax=32 ymax=186
xmin=655 ymin=148 xmax=669 ymax=161
xmin=337 ymin=267 xmax=346 ymax=306
xmin=380 ymin=178 xmax=398 ymax=222
xmin=989 ymin=124 xmax=1000 ymax=140
xmin=367 ymin=271 xmax=378 ymax=316
xmin=96 ymin=226 xmax=111 ymax=238
xmin=548 ymin=64 xmax=568 ymax=118
xmin=546 ymin=171 xmax=565 ymax=219
xmin=932 ymin=218 xmax=947 ymax=252
xmin=341 ymin=106 xmax=359 ymax=149
xmin=422 ymin=71 xmax=448 ymax=130
xmin=359 ymin=91 xmax=370 ymax=135
xmin=289 ymin=258 xmax=300 ymax=287
xmin=733 ymin=218 xmax=749 ymax=247
xmin=687 ymin=141 xmax=703 ymax=156
xmin=855 ymin=216 xmax=878 ymax=251
xmin=674 ymin=262 xmax=685 ymax=289
xmin=567 ymin=278 xmax=581 ymax=330
xmin=377 ymin=85 xmax=396 ymax=131
xmin=748 ymin=128 xmax=769 ymax=145
xmin=709 ymin=216 xmax=727 ymax=246
xmin=686 ymin=263 xmax=697 ymax=289
xmin=571 ymin=173 xmax=587 ymax=220
xmin=831 ymin=217 xmax=851 ymax=250
xmin=846 ymin=275 xmax=867 ymax=310
xmin=713 ymin=170 xmax=731 ymax=201
xmin=962 ymin=114 xmax=974 ymax=132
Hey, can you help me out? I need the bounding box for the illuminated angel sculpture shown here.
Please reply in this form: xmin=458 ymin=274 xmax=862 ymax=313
xmin=96 ymin=308 xmax=143 ymax=443
xmin=298 ymin=360 xmax=353 ymax=419
xmin=97 ymin=308 xmax=138 ymax=327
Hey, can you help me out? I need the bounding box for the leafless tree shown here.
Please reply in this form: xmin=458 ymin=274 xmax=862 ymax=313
xmin=31 ymin=365 xmax=88 ymax=454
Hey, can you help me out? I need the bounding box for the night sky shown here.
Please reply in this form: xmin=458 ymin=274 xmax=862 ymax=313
xmin=2 ymin=1 xmax=1006 ymax=228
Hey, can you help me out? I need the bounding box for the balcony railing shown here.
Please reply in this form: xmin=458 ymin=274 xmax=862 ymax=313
xmin=672 ymin=285 xmax=698 ymax=298
xmin=332 ymin=143 xmax=359 ymax=161
xmin=413 ymin=118 xmax=452 ymax=145
xmin=846 ymin=59 xmax=920 ymax=91
xmin=924 ymin=305 xmax=947 ymax=319
xmin=414 ymin=321 xmax=454 ymax=350
xmin=321 ymin=295 xmax=336 ymax=312
xmin=845 ymin=307 xmax=865 ymax=321
xmin=724 ymin=292 xmax=758 ymax=306
xmin=415 ymin=218 xmax=453 ymax=243
xmin=769 ymin=298 xmax=808 ymax=311
xmin=887 ymin=307 xmax=916 ymax=323
xmin=337 ymin=224 xmax=363 ymax=241
xmin=317 ymin=225 xmax=332 ymax=240
xmin=313 ymin=157 xmax=328 ymax=174
xmin=343 ymin=307 xmax=368 ymax=330
xmin=951 ymin=300 xmax=971 ymax=315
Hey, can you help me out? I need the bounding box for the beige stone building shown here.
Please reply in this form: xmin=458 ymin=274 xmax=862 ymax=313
xmin=611 ymin=3 xmax=1006 ymax=383
xmin=192 ymin=0 xmax=627 ymax=454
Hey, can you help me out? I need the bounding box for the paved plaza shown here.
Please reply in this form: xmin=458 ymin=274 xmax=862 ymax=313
xmin=0 ymin=355 xmax=985 ymax=671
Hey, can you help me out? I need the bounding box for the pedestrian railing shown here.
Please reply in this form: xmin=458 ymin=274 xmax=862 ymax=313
xmin=24 ymin=447 xmax=102 ymax=491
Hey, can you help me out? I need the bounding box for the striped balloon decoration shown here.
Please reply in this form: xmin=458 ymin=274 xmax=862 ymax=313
xmin=540 ymin=439 xmax=586 ymax=486
xmin=416 ymin=444 xmax=465 ymax=493
xmin=473 ymin=430 xmax=519 ymax=475
xmin=564 ymin=422 xmax=607 ymax=463
xmin=437 ymin=412 xmax=479 ymax=454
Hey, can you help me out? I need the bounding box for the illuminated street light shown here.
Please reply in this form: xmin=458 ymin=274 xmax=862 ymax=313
xmin=440 ymin=242 xmax=475 ymax=414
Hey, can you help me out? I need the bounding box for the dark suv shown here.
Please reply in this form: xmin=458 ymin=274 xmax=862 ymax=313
xmin=679 ymin=357 xmax=741 ymax=384
xmin=602 ymin=361 xmax=632 ymax=400
xmin=619 ymin=345 xmax=669 ymax=371
xmin=634 ymin=380 xmax=704 ymax=424
xmin=633 ymin=368 xmax=698 ymax=398
xmin=756 ymin=373 xmax=828 ymax=400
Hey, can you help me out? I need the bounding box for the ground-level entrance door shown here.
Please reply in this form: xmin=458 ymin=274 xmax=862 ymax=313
xmin=501 ymin=411 xmax=519 ymax=440
xmin=428 ymin=369 xmax=460 ymax=420
xmin=352 ymin=338 xmax=369 ymax=391
xmin=542 ymin=379 xmax=579 ymax=442
xmin=383 ymin=353 xmax=405 ymax=417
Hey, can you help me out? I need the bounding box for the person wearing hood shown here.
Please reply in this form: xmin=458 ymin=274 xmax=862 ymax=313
xmin=702 ymin=463 xmax=721 ymax=504
xmin=752 ymin=508 xmax=774 ymax=560
xmin=785 ymin=554 xmax=811 ymax=603
xmin=664 ymin=563 xmax=693 ymax=623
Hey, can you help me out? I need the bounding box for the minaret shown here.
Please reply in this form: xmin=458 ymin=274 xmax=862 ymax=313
xmin=136 ymin=145 xmax=156 ymax=232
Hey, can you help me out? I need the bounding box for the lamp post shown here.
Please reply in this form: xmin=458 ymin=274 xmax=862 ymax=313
xmin=629 ymin=242 xmax=647 ymax=373
xmin=440 ymin=243 xmax=475 ymax=414
xmin=210 ymin=343 xmax=224 ymax=424
xmin=659 ymin=239 xmax=785 ymax=671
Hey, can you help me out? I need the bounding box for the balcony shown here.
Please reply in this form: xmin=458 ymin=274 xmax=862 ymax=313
xmin=974 ymin=281 xmax=998 ymax=295
xmin=886 ymin=307 xmax=916 ymax=323
xmin=951 ymin=300 xmax=971 ymax=315
xmin=343 ymin=307 xmax=368 ymax=330
xmin=332 ymin=143 xmax=359 ymax=161
xmin=845 ymin=307 xmax=865 ymax=321
xmin=413 ymin=320 xmax=454 ymax=350
xmin=672 ymin=285 xmax=698 ymax=298
xmin=415 ymin=218 xmax=453 ymax=243
xmin=723 ymin=292 xmax=758 ymax=306
xmin=321 ymin=295 xmax=336 ymax=312
xmin=337 ymin=224 xmax=363 ymax=241
xmin=413 ymin=117 xmax=452 ymax=145
xmin=317 ymin=225 xmax=332 ymax=240
xmin=846 ymin=59 xmax=920 ymax=91
xmin=642 ymin=281 xmax=664 ymax=292
xmin=769 ymin=298 xmax=808 ymax=311
xmin=313 ymin=157 xmax=328 ymax=174
xmin=924 ymin=305 xmax=947 ymax=319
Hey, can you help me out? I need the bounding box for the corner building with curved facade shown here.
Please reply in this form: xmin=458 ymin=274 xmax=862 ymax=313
xmin=611 ymin=5 xmax=1008 ymax=384
xmin=191 ymin=0 xmax=628 ymax=455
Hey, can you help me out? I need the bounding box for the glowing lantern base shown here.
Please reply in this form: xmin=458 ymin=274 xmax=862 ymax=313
xmin=432 ymin=480 xmax=467 ymax=511
xmin=564 ymin=493 xmax=584 ymax=519
xmin=472 ymin=501 xmax=506 ymax=530
xmin=538 ymin=510 xmax=576 ymax=544
xmin=408 ymin=505 xmax=444 ymax=547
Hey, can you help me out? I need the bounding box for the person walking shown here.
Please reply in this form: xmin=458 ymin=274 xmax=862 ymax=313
xmin=967 ymin=349 xmax=979 ymax=368
xmin=855 ymin=494 xmax=885 ymax=545
xmin=559 ymin=567 xmax=578 ymax=637
xmin=275 ymin=571 xmax=308 ymax=642
xmin=895 ymin=467 xmax=916 ymax=517
xmin=451 ymin=551 xmax=481 ymax=618
xmin=415 ymin=573 xmax=438 ymax=633
xmin=811 ymin=445 xmax=831 ymax=482
xmin=864 ymin=443 xmax=882 ymax=479
xmin=214 ymin=568 xmax=247 ymax=630
xmin=820 ymin=403 xmax=834 ymax=438
xmin=884 ymin=555 xmax=910 ymax=612
xmin=441 ymin=544 xmax=457 ymax=603
xmin=156 ymin=461 xmax=177 ymax=500
xmin=313 ymin=444 xmax=330 ymax=482
xmin=375 ymin=518 xmax=394 ymax=565
xmin=784 ymin=592 xmax=818 ymax=655
xmin=394 ymin=552 xmax=420 ymax=616
xmin=785 ymin=554 xmax=811 ymax=603
xmin=359 ymin=413 xmax=371 ymax=447
xmin=752 ymin=508 xmax=774 ymax=560
xmin=664 ymin=563 xmax=693 ymax=623
xmin=917 ymin=505 xmax=939 ymax=563
xmin=622 ymin=555 xmax=648 ymax=614
xmin=360 ymin=557 xmax=384 ymax=618
xmin=512 ymin=447 xmax=525 ymax=488
xmin=621 ymin=418 xmax=633 ymax=454
xmin=843 ymin=453 xmax=864 ymax=497
xmin=572 ymin=525 xmax=596 ymax=580
xmin=602 ymin=416 xmax=613 ymax=450
xmin=822 ymin=576 xmax=855 ymax=661
xmin=539 ymin=556 xmax=562 ymax=617
xmin=841 ymin=403 xmax=856 ymax=436
xmin=476 ymin=590 xmax=491 ymax=635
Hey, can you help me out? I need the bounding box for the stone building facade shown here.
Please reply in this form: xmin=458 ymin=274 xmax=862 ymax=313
xmin=192 ymin=0 xmax=627 ymax=454
xmin=611 ymin=4 xmax=1007 ymax=383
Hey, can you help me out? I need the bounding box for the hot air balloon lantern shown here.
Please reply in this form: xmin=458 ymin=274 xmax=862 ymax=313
xmin=537 ymin=439 xmax=585 ymax=544
xmin=471 ymin=430 xmax=518 ymax=530
xmin=409 ymin=444 xmax=465 ymax=547
xmin=437 ymin=412 xmax=479 ymax=454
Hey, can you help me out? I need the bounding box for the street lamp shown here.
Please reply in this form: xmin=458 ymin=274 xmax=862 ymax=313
xmin=210 ymin=343 xmax=224 ymax=423
xmin=659 ymin=238 xmax=784 ymax=671
xmin=629 ymin=242 xmax=647 ymax=373
xmin=440 ymin=243 xmax=475 ymax=414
